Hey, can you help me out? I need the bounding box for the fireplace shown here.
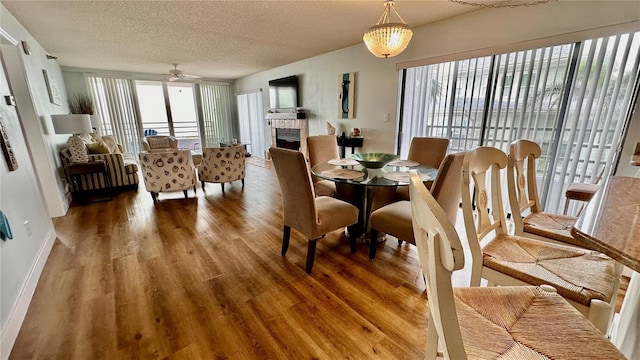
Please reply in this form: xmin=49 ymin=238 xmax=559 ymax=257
xmin=268 ymin=113 xmax=308 ymax=156
xmin=275 ymin=128 xmax=301 ymax=150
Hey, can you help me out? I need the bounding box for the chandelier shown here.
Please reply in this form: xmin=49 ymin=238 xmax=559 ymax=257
xmin=363 ymin=0 xmax=413 ymax=58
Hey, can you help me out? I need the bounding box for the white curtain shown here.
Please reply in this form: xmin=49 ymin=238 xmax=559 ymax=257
xmin=237 ymin=90 xmax=266 ymax=159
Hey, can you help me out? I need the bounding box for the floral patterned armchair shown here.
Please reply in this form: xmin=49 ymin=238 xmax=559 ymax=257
xmin=139 ymin=149 xmax=197 ymax=201
xmin=198 ymin=146 xmax=246 ymax=191
xmin=141 ymin=135 xmax=179 ymax=152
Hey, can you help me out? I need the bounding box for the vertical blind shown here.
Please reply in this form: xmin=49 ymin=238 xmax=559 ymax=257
xmin=198 ymin=82 xmax=234 ymax=148
xmin=400 ymin=31 xmax=640 ymax=213
xmin=86 ymin=76 xmax=141 ymax=155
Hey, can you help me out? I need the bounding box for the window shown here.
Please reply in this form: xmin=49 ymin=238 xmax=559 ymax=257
xmin=399 ymin=32 xmax=640 ymax=213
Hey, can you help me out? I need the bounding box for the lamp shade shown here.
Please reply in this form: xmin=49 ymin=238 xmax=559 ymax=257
xmin=363 ymin=0 xmax=413 ymax=58
xmin=51 ymin=114 xmax=93 ymax=134
xmin=89 ymin=114 xmax=102 ymax=130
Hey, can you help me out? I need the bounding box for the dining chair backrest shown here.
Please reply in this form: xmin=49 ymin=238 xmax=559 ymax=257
xmin=269 ymin=147 xmax=318 ymax=236
xmin=507 ymin=139 xmax=542 ymax=217
xmin=430 ymin=152 xmax=466 ymax=226
xmin=407 ymin=137 xmax=450 ymax=168
xmin=409 ymin=170 xmax=466 ymax=359
xmin=307 ymin=135 xmax=339 ymax=182
xmin=461 ymin=147 xmax=509 ymax=251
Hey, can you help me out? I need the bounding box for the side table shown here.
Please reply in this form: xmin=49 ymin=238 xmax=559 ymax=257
xmin=64 ymin=160 xmax=113 ymax=203
xmin=336 ymin=136 xmax=363 ymax=158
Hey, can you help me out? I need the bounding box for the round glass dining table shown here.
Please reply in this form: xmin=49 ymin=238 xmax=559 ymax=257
xmin=311 ymin=158 xmax=437 ymax=242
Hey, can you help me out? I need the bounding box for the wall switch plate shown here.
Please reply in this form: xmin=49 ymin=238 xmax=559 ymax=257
xmin=24 ymin=220 xmax=32 ymax=236
xmin=383 ymin=113 xmax=389 ymax=122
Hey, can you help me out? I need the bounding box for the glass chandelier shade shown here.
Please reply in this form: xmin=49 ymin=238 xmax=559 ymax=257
xmin=363 ymin=0 xmax=413 ymax=58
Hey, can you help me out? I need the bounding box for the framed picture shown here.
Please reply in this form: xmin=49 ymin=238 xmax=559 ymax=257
xmin=338 ymin=72 xmax=356 ymax=119
xmin=42 ymin=69 xmax=61 ymax=105
xmin=0 ymin=118 xmax=18 ymax=171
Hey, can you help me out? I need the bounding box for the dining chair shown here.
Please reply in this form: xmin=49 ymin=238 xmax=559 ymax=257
xmin=269 ymin=147 xmax=359 ymax=274
xmin=139 ymin=149 xmax=197 ymax=202
xmin=408 ymin=170 xmax=625 ymax=360
xmin=506 ymin=139 xmax=582 ymax=247
xmin=462 ymin=146 xmax=619 ymax=333
xmin=395 ymin=136 xmax=450 ymax=201
xmin=368 ymin=152 xmax=465 ymax=260
xmin=198 ymin=146 xmax=246 ymax=192
xmin=563 ymin=164 xmax=605 ymax=216
xmin=307 ymin=135 xmax=339 ymax=197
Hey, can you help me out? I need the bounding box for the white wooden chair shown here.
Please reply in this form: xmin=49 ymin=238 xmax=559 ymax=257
xmin=408 ymin=170 xmax=625 ymax=359
xmin=461 ymin=146 xmax=619 ymax=333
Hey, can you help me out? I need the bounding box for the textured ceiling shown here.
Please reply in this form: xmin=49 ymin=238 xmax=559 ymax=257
xmin=2 ymin=0 xmax=487 ymax=80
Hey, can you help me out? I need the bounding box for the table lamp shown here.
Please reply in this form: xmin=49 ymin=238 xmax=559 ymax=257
xmin=52 ymin=114 xmax=93 ymax=163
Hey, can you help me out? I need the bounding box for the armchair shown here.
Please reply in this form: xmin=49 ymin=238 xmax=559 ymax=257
xmin=198 ymin=146 xmax=246 ymax=192
xmin=139 ymin=149 xmax=197 ymax=201
xmin=142 ymin=135 xmax=179 ymax=152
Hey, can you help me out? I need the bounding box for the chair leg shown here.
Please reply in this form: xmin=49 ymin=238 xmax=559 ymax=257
xmin=193 ymin=185 xmax=196 ymax=194
xmin=306 ymin=239 xmax=317 ymax=274
xmin=151 ymin=192 xmax=158 ymax=202
xmin=564 ymin=198 xmax=570 ymax=215
xmin=183 ymin=190 xmax=188 ymax=198
xmin=398 ymin=239 xmax=404 ymax=246
xmin=425 ymin=317 xmax=439 ymax=360
xmin=241 ymin=179 xmax=245 ymax=187
xmin=221 ymin=183 xmax=225 ymax=192
xmin=369 ymin=229 xmax=378 ymax=260
xmin=201 ymin=181 xmax=205 ymax=191
xmin=281 ymin=225 xmax=291 ymax=255
xmin=349 ymin=229 xmax=357 ymax=255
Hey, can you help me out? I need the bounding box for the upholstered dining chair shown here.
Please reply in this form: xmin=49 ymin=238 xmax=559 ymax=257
xmin=269 ymin=147 xmax=359 ymax=274
xmin=306 ymin=135 xmax=339 ymax=197
xmin=395 ymin=136 xmax=450 ymax=201
xmin=198 ymin=146 xmax=246 ymax=192
xmin=461 ymin=146 xmax=619 ymax=334
xmin=506 ymin=139 xmax=581 ymax=246
xmin=139 ymin=149 xmax=197 ymax=202
xmin=368 ymin=152 xmax=465 ymax=260
xmin=408 ymin=170 xmax=625 ymax=360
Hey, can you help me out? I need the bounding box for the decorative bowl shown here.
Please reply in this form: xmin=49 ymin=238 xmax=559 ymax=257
xmin=350 ymin=153 xmax=399 ymax=169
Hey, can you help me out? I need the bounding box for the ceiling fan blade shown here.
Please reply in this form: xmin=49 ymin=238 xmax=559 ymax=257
xmin=168 ymin=76 xmax=179 ymax=82
xmin=182 ymin=73 xmax=200 ymax=79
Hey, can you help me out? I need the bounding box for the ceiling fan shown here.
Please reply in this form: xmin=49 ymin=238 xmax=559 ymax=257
xmin=168 ymin=63 xmax=201 ymax=82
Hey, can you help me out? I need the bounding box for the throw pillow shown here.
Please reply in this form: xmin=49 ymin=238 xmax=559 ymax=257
xmin=67 ymin=136 xmax=89 ymax=163
xmin=86 ymin=141 xmax=111 ymax=154
xmin=148 ymin=137 xmax=171 ymax=149
xmin=101 ymin=135 xmax=121 ymax=153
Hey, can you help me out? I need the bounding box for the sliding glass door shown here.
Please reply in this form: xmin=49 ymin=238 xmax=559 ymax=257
xmin=399 ymin=31 xmax=640 ymax=213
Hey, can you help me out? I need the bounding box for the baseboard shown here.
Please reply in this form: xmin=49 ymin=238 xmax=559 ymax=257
xmin=0 ymin=228 xmax=56 ymax=360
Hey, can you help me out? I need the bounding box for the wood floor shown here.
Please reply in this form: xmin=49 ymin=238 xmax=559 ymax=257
xmin=10 ymin=160 xmax=628 ymax=359
xmin=10 ymin=161 xmax=433 ymax=359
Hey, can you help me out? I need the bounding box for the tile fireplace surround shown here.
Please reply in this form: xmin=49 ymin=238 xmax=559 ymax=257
xmin=268 ymin=113 xmax=308 ymax=156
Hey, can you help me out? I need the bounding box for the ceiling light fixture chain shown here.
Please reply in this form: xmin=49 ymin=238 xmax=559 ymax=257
xmin=449 ymin=0 xmax=556 ymax=8
xmin=363 ymin=0 xmax=413 ymax=59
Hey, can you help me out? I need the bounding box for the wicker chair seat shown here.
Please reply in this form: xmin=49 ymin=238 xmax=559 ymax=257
xmin=454 ymin=286 xmax=625 ymax=359
xmin=523 ymin=211 xmax=579 ymax=246
xmin=482 ymin=234 xmax=617 ymax=307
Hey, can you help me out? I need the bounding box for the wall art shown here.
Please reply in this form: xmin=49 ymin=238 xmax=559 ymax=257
xmin=338 ymin=72 xmax=356 ymax=119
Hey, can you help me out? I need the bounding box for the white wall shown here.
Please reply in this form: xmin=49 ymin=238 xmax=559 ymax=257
xmin=1 ymin=5 xmax=70 ymax=217
xmin=0 ymin=8 xmax=59 ymax=359
xmin=235 ymin=1 xmax=640 ymax=166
